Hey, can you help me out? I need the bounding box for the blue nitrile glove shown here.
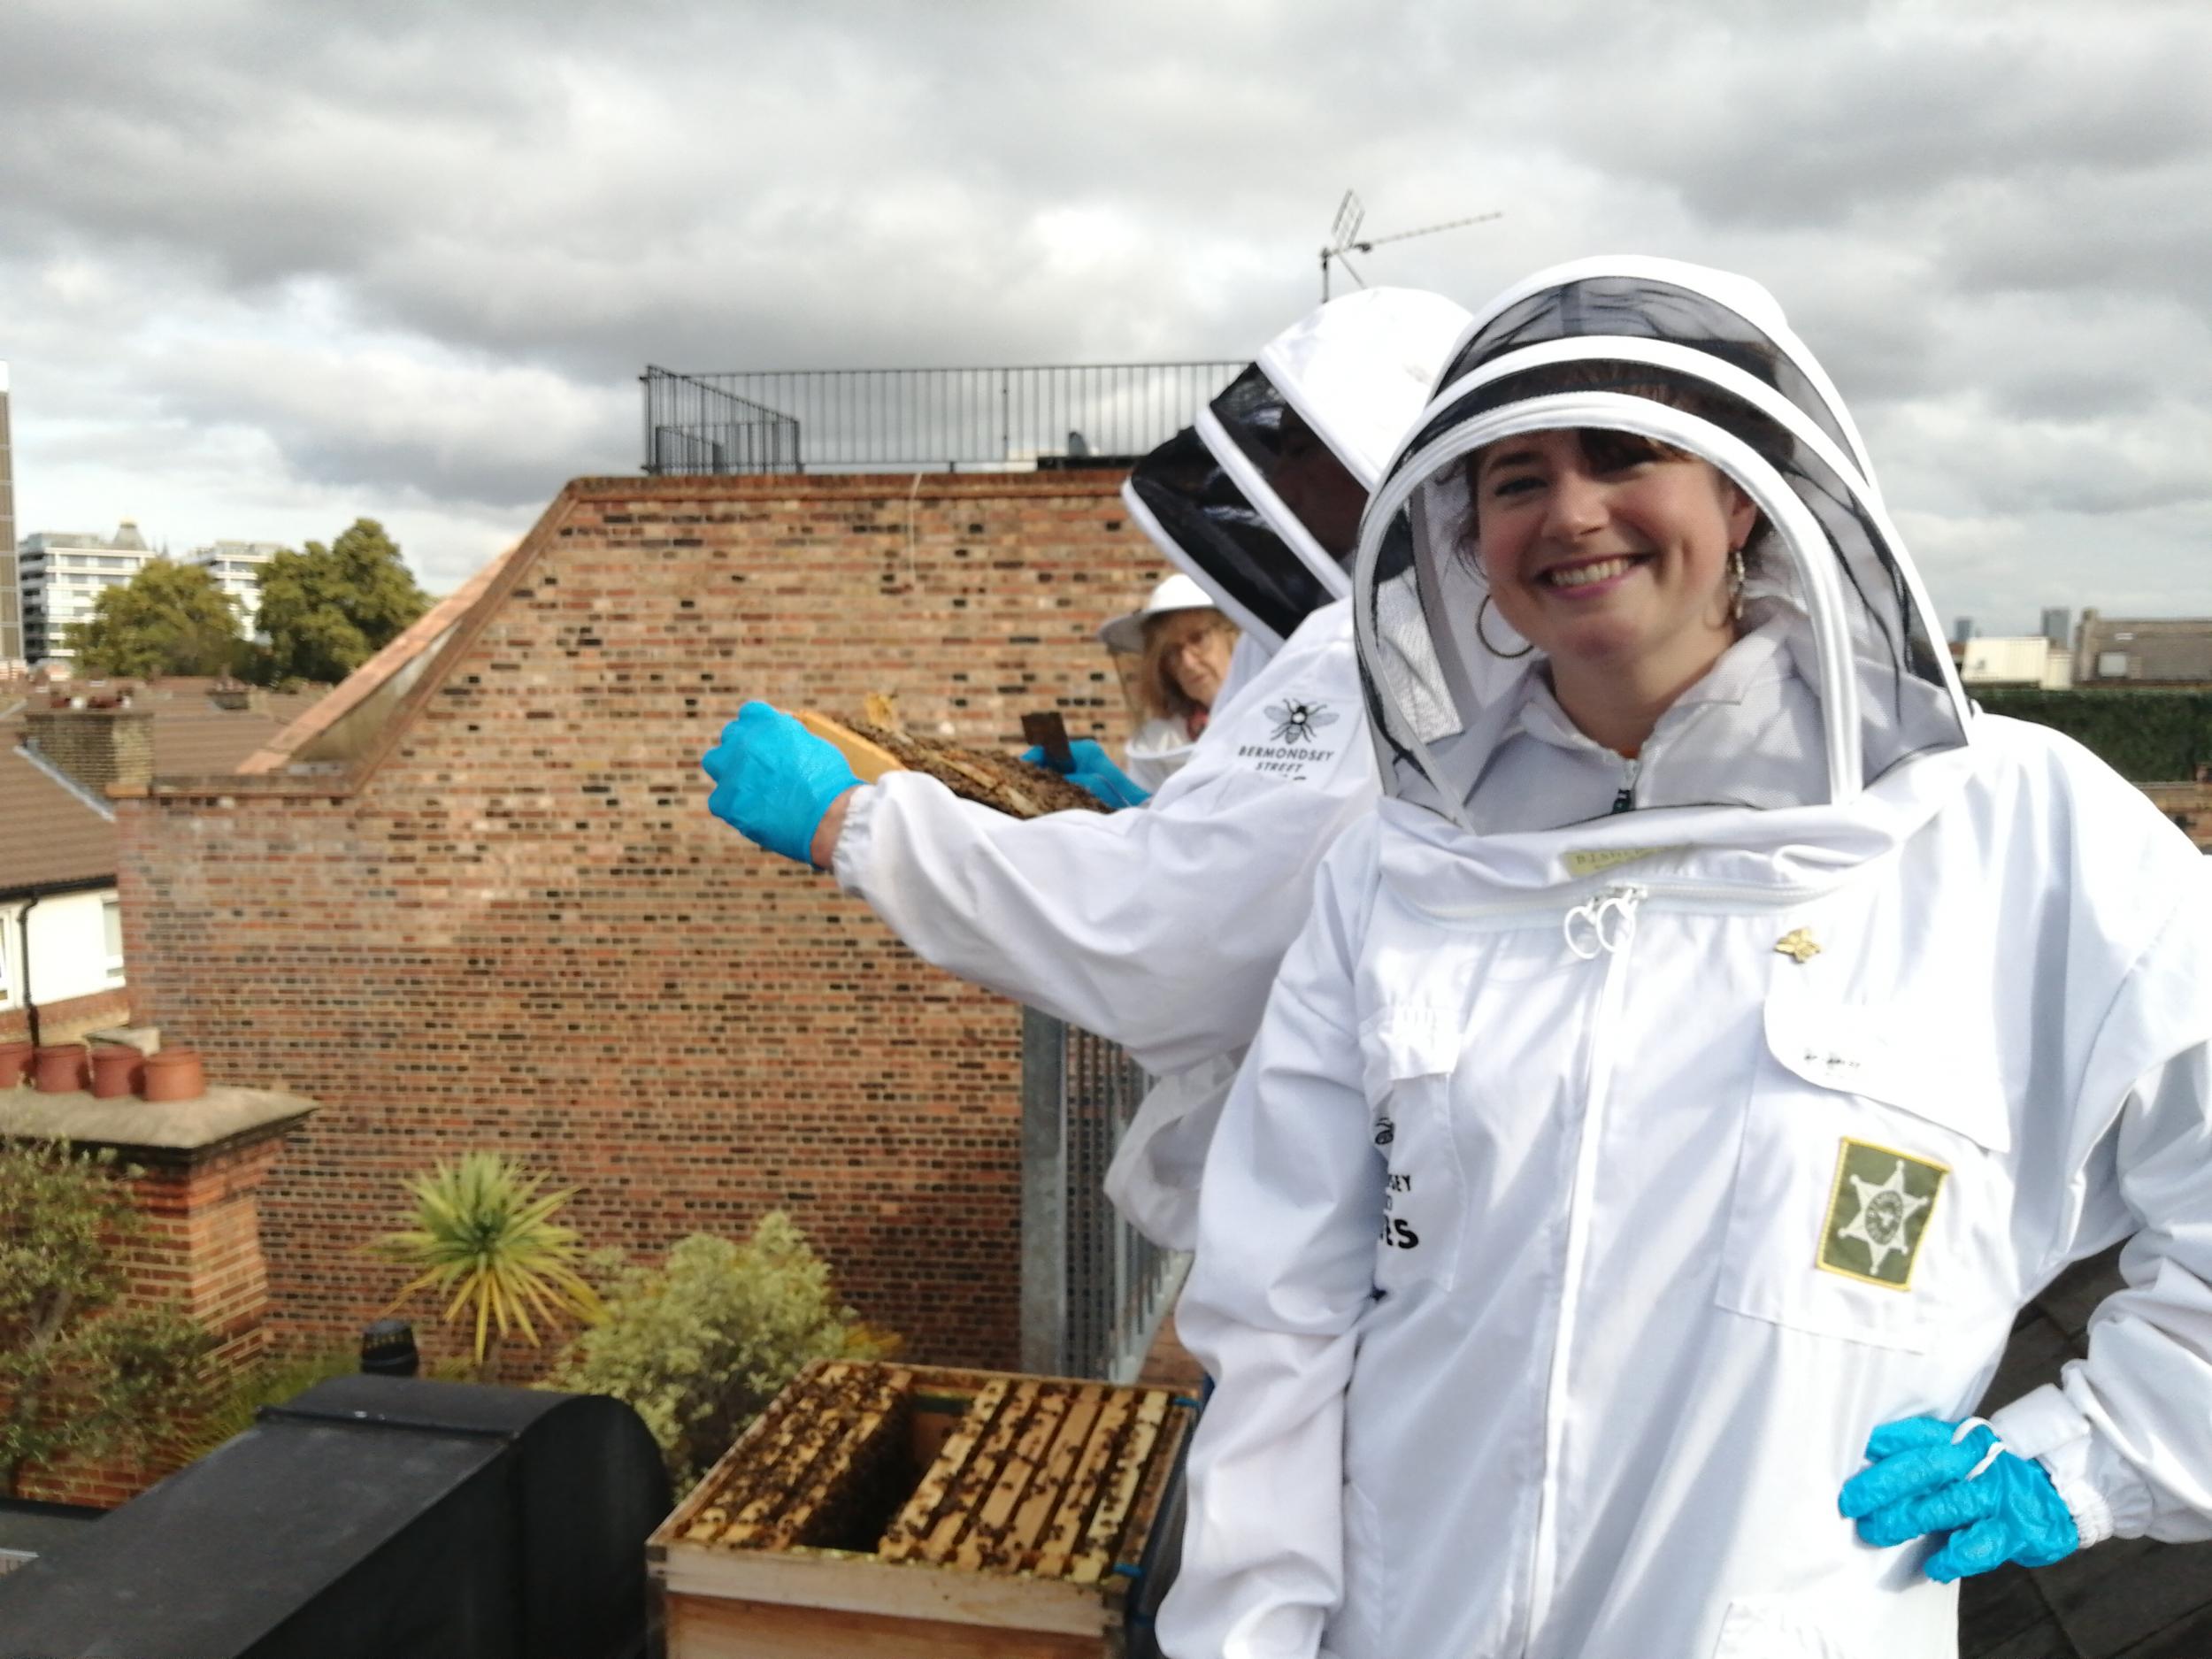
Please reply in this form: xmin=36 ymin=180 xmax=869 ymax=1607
xmin=700 ymin=702 xmax=861 ymax=865
xmin=1839 ymin=1416 xmax=2079 ymax=1583
xmin=1019 ymin=739 xmax=1150 ymax=809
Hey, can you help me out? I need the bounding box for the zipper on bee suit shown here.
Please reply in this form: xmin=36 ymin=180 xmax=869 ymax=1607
xmin=1609 ymin=755 xmax=1641 ymax=815
xmin=1516 ymin=883 xmax=1645 ymax=1653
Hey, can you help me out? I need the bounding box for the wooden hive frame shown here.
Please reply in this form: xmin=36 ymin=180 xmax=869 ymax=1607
xmin=650 ymin=1361 xmax=1195 ymax=1659
xmin=790 ymin=707 xmax=1110 ymax=819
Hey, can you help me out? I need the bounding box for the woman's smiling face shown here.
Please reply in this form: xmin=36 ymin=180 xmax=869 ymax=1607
xmin=1471 ymin=426 xmax=1756 ymax=682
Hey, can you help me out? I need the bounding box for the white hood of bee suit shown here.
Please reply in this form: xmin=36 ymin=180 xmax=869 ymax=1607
xmin=1122 ymin=287 xmax=1469 ymax=654
xmin=1350 ymin=256 xmax=1975 ymax=879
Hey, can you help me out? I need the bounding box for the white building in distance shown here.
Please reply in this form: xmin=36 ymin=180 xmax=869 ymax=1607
xmin=187 ymin=540 xmax=283 ymax=623
xmin=1957 ymin=635 xmax=2073 ymax=688
xmin=16 ymin=522 xmax=155 ymax=663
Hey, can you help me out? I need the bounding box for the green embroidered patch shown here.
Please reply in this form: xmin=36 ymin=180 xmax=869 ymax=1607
xmin=1818 ymin=1139 xmax=1947 ymax=1289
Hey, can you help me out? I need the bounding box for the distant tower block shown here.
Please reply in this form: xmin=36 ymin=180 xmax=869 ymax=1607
xmin=0 ymin=361 xmax=19 ymax=667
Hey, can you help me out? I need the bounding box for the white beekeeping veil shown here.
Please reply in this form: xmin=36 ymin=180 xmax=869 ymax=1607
xmin=1124 ymin=287 xmax=1470 ymax=651
xmin=1352 ymin=256 xmax=1971 ymax=829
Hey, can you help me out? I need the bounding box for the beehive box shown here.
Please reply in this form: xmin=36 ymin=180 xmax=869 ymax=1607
xmin=650 ymin=1361 xmax=1194 ymax=1658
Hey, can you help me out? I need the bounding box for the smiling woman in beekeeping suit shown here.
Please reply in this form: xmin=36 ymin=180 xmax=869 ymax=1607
xmin=1160 ymin=258 xmax=2212 ymax=1659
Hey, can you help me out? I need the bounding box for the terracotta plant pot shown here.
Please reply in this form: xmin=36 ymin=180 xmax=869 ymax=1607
xmin=138 ymin=1048 xmax=205 ymax=1103
xmin=0 ymin=1041 xmax=33 ymax=1088
xmin=32 ymin=1044 xmax=88 ymax=1094
xmin=89 ymin=1046 xmax=144 ymax=1099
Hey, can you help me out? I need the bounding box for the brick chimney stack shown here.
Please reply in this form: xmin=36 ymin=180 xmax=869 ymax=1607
xmin=24 ymin=704 xmax=156 ymax=797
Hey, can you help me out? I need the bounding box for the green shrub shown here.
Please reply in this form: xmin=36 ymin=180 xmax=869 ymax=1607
xmin=374 ymin=1152 xmax=603 ymax=1379
xmin=0 ymin=1142 xmax=211 ymax=1495
xmin=1978 ymin=688 xmax=2212 ymax=781
xmin=545 ymin=1214 xmax=899 ymax=1491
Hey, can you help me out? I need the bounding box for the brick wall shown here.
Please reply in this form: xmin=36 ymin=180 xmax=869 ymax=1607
xmin=116 ymin=472 xmax=1166 ymax=1373
xmin=7 ymin=1101 xmax=309 ymax=1508
xmin=0 ymin=985 xmax=130 ymax=1048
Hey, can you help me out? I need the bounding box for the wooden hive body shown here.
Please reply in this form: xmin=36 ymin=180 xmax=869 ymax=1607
xmin=649 ymin=1361 xmax=1194 ymax=1658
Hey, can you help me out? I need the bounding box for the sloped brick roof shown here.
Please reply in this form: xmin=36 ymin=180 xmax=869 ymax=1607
xmin=236 ymin=541 xmax=525 ymax=779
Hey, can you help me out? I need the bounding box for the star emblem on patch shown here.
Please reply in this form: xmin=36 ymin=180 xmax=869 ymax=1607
xmin=1818 ymin=1140 xmax=1947 ymax=1289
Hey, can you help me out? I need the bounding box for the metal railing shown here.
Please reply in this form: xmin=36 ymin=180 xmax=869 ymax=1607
xmin=641 ymin=369 xmax=801 ymax=476
xmin=641 ymin=361 xmax=1243 ymax=476
xmin=1020 ymin=1010 xmax=1185 ymax=1382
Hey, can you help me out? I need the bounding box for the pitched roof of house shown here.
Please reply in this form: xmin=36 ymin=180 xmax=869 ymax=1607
xmin=0 ymin=684 xmax=323 ymax=896
xmin=0 ymin=744 xmax=111 ymax=892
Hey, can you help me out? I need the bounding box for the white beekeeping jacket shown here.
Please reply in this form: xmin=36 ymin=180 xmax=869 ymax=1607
xmin=1163 ymin=257 xmax=2212 ymax=1659
xmin=835 ymin=291 xmax=1469 ymax=1248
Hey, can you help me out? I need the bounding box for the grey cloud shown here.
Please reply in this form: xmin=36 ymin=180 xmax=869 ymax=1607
xmin=2 ymin=0 xmax=2208 ymax=623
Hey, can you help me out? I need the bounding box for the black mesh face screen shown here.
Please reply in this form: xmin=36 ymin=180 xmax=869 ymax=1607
xmin=1209 ymin=365 xmax=1371 ymax=561
xmin=1355 ymin=380 xmax=1964 ymax=828
xmin=1437 ymin=276 xmax=1860 ymax=470
xmin=1128 ymin=426 xmax=1332 ymax=646
xmin=1401 ymin=360 xmax=1938 ymax=714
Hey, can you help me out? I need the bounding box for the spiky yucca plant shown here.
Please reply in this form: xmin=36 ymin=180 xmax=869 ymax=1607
xmin=377 ymin=1153 xmax=603 ymax=1377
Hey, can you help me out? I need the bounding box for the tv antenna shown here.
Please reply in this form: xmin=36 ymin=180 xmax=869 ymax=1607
xmin=1320 ymin=190 xmax=1504 ymax=300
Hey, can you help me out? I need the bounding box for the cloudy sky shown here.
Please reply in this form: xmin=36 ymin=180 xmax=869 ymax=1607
xmin=4 ymin=0 xmax=2208 ymax=629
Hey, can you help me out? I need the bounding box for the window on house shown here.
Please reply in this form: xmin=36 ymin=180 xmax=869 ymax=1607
xmin=103 ymin=897 xmax=125 ymax=979
xmin=2098 ymin=651 xmax=2130 ymax=679
xmin=0 ymin=929 xmax=14 ymax=1011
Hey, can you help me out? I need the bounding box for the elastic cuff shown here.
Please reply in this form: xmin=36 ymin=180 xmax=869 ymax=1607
xmin=2041 ymin=1448 xmax=2116 ymax=1549
xmin=826 ymin=781 xmax=879 ymax=892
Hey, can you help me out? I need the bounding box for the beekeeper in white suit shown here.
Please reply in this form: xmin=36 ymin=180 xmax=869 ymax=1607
xmin=1100 ymin=573 xmax=1240 ymax=792
xmin=1162 ymin=257 xmax=2212 ymax=1659
xmin=702 ymin=288 xmax=1471 ymax=1250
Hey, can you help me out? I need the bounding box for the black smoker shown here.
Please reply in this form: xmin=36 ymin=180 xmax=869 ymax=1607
xmin=0 ymin=1377 xmax=671 ymax=1659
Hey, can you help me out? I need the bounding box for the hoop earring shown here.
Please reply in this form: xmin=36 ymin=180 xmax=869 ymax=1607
xmin=1477 ymin=593 xmax=1533 ymax=659
xmin=1728 ymin=546 xmax=1747 ymax=626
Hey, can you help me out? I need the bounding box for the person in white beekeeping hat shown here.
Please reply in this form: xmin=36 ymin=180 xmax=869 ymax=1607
xmin=1099 ymin=572 xmax=1241 ymax=792
xmin=701 ymin=288 xmax=1470 ymax=1251
xmin=1160 ymin=258 xmax=2212 ymax=1659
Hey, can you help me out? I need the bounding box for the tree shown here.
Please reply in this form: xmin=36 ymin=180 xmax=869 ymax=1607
xmin=0 ymin=1141 xmax=211 ymax=1497
xmin=250 ymin=518 xmax=430 ymax=686
xmin=546 ymin=1215 xmax=901 ymax=1490
xmin=375 ymin=1152 xmax=603 ymax=1380
xmin=62 ymin=558 xmax=246 ymax=678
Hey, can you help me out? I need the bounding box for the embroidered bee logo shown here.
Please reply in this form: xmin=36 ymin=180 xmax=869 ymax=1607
xmin=1264 ymin=698 xmax=1340 ymax=746
xmin=1775 ymin=928 xmax=1822 ymax=964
